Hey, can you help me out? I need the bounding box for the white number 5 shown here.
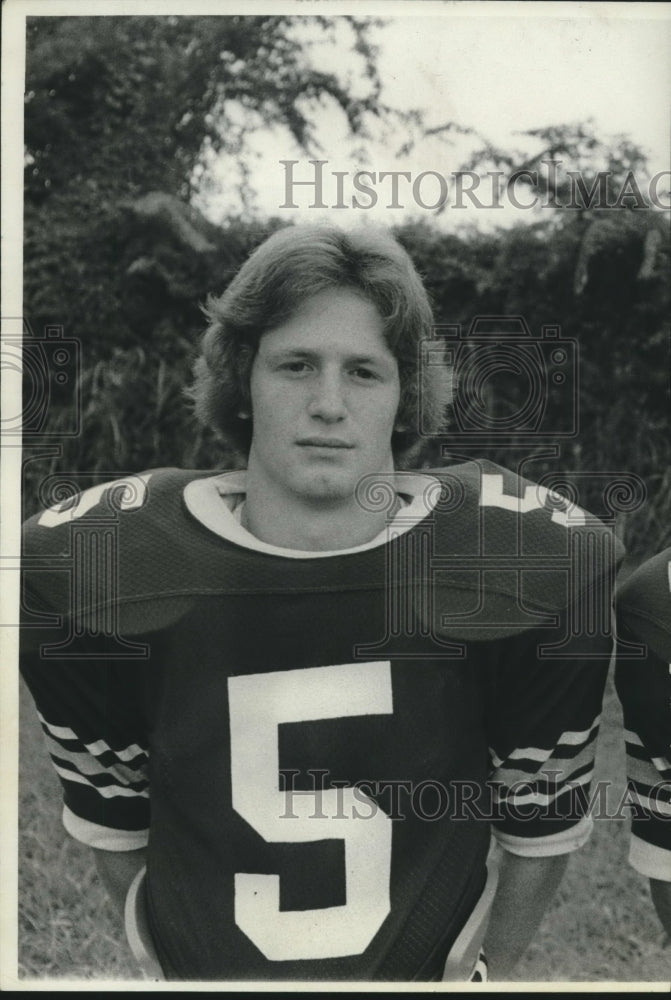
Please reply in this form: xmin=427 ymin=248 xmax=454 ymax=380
xmin=228 ymin=661 xmax=393 ymax=961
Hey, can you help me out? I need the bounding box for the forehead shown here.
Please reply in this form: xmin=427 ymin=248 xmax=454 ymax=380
xmin=259 ymin=287 xmax=393 ymax=360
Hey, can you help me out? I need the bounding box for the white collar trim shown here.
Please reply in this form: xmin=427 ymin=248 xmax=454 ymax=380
xmin=184 ymin=470 xmax=440 ymax=559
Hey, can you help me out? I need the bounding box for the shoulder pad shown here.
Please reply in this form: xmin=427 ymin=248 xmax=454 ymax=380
xmin=25 ymin=467 xmax=209 ymax=534
xmin=412 ymin=460 xmax=624 ymax=639
xmin=21 ymin=468 xmax=215 ymax=638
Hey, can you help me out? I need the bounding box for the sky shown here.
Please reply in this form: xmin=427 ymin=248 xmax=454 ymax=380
xmin=197 ymin=3 xmax=671 ymax=229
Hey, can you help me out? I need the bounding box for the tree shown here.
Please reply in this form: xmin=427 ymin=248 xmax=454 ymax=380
xmin=23 ymin=15 xmax=389 ymax=348
xmin=22 ymin=26 xmax=670 ymax=556
xmin=393 ymin=175 xmax=670 ymax=556
xmin=24 ymin=15 xmax=385 ymax=204
xmin=22 ymin=15 xmax=395 ymax=506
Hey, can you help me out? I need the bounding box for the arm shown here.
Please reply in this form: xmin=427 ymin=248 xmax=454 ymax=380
xmin=484 ymin=594 xmax=614 ymax=980
xmin=483 ymin=850 xmax=569 ymax=979
xmin=650 ymin=879 xmax=671 ymax=940
xmin=614 ymin=620 xmax=671 ymax=941
xmin=94 ymin=845 xmax=164 ymax=980
xmin=20 ymin=498 xmax=153 ymax=974
xmin=93 ymin=847 xmax=147 ymax=917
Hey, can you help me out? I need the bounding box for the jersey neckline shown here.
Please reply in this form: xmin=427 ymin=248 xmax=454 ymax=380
xmin=183 ymin=470 xmax=441 ymax=559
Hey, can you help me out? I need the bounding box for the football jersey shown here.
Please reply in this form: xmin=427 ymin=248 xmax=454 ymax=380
xmin=20 ymin=460 xmax=621 ymax=981
xmin=615 ymin=548 xmax=671 ymax=882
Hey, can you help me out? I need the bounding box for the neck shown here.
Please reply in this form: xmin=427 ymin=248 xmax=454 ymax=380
xmin=243 ymin=469 xmax=397 ymax=552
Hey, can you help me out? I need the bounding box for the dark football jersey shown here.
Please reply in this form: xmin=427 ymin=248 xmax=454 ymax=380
xmin=615 ymin=548 xmax=671 ymax=881
xmin=20 ymin=461 xmax=621 ymax=980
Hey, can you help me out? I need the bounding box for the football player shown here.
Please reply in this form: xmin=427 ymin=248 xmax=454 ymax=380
xmin=20 ymin=224 xmax=622 ymax=982
xmin=615 ymin=548 xmax=671 ymax=938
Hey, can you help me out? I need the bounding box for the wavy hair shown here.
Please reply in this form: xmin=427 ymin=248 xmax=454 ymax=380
xmin=188 ymin=224 xmax=451 ymax=464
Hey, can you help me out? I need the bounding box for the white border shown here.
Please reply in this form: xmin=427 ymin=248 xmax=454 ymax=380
xmin=2 ymin=0 xmax=671 ymax=993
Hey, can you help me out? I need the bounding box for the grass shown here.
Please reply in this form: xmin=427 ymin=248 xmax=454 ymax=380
xmin=17 ymin=669 xmax=671 ymax=985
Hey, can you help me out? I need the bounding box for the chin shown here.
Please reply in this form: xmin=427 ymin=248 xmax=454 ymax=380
xmin=292 ymin=472 xmax=356 ymax=503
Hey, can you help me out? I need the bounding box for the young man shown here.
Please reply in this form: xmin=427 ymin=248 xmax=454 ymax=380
xmin=20 ymin=224 xmax=621 ymax=982
xmin=615 ymin=548 xmax=671 ymax=937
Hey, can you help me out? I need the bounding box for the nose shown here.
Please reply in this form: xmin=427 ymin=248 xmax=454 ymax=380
xmin=307 ymin=371 xmax=347 ymax=422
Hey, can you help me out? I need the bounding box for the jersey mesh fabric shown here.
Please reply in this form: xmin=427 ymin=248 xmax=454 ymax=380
xmin=20 ymin=461 xmax=622 ymax=980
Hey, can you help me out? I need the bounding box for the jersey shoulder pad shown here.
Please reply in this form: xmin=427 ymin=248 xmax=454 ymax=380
xmin=24 ymin=467 xmax=209 ymax=537
xmin=21 ymin=467 xmax=215 ymax=632
xmin=617 ymin=547 xmax=671 ymax=660
xmin=421 ymin=459 xmax=623 ymax=625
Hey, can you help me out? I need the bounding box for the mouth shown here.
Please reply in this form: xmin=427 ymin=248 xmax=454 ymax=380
xmin=296 ymin=438 xmax=355 ymax=450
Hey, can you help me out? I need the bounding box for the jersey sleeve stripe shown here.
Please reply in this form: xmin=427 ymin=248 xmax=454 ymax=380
xmin=62 ymin=805 xmax=149 ymax=851
xmin=545 ymin=716 xmax=601 ymax=746
xmin=38 ymin=712 xmax=146 ymax=762
xmin=624 ymin=729 xmax=671 ymax=774
xmin=83 ymin=738 xmax=148 ymax=763
xmin=51 ymin=752 xmax=149 ymax=790
xmin=492 ymin=764 xmax=594 ymax=808
xmin=494 ymin=772 xmax=594 ymax=809
xmin=41 ymin=735 xmax=149 ymax=773
xmin=489 ymin=715 xmax=600 ymax=769
xmin=625 ymin=753 xmax=671 ymax=786
xmin=53 ymin=762 xmax=150 ymax=798
xmin=44 ymin=738 xmax=148 ymax=780
xmin=490 ymin=744 xmax=596 ymax=789
xmin=626 ymin=779 xmax=671 ymax=818
xmin=489 ymin=746 xmax=551 ymax=767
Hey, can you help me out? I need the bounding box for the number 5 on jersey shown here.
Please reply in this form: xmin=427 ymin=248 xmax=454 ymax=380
xmin=228 ymin=661 xmax=393 ymax=961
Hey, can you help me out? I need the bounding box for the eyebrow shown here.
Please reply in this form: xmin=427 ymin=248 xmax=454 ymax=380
xmin=263 ymin=347 xmax=390 ymax=366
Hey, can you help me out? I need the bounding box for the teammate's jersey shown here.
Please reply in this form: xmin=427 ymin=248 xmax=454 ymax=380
xmin=615 ymin=548 xmax=671 ymax=882
xmin=20 ymin=460 xmax=621 ymax=980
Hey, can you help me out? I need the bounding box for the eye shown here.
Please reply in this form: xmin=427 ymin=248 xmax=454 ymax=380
xmin=352 ymin=367 xmax=378 ymax=381
xmin=281 ymin=361 xmax=311 ymax=374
